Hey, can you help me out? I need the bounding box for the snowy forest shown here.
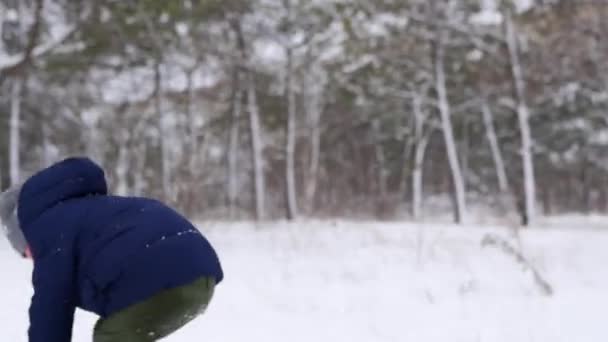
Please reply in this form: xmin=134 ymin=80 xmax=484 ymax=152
xmin=1 ymin=0 xmax=607 ymax=224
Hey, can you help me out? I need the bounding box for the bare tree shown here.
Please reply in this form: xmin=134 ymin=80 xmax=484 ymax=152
xmin=153 ymin=63 xmax=173 ymax=202
xmin=232 ymin=18 xmax=267 ymax=220
xmin=285 ymin=36 xmax=299 ymax=220
xmin=9 ymin=77 xmax=23 ymax=186
xmin=115 ymin=129 xmax=130 ymax=196
xmin=434 ymin=27 xmax=467 ymax=223
xmin=481 ymin=96 xmax=509 ymax=192
xmin=303 ymin=65 xmax=324 ymax=215
xmin=246 ymin=72 xmax=266 ymax=220
xmin=412 ymin=94 xmax=432 ymax=220
xmin=227 ymin=68 xmax=243 ymax=219
xmin=2 ymin=0 xmax=604 ymax=220
xmin=505 ymin=10 xmax=536 ymax=225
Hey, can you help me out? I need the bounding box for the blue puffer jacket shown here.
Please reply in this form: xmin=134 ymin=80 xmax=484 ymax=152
xmin=17 ymin=158 xmax=223 ymax=342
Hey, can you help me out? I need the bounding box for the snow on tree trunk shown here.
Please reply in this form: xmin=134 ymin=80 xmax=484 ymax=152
xmin=9 ymin=77 xmax=23 ymax=186
xmin=285 ymin=46 xmax=298 ymax=220
xmin=481 ymin=98 xmax=509 ymax=192
xmin=412 ymin=95 xmax=430 ymax=221
xmin=247 ymin=73 xmax=266 ymax=220
xmin=506 ymin=13 xmax=536 ymax=226
xmin=228 ymin=70 xmax=243 ymax=219
xmin=434 ymin=31 xmax=467 ymax=224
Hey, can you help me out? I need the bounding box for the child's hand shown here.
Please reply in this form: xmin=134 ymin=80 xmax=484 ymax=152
xmin=24 ymin=246 xmax=32 ymax=259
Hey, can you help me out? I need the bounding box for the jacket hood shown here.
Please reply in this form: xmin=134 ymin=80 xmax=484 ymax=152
xmin=18 ymin=157 xmax=108 ymax=228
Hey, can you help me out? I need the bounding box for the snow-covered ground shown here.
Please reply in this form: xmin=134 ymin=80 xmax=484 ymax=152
xmin=1 ymin=219 xmax=607 ymax=341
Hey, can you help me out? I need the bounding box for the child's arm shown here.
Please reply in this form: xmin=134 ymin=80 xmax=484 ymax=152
xmin=28 ymin=249 xmax=76 ymax=342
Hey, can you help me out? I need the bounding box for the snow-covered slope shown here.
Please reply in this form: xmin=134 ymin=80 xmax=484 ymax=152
xmin=0 ymin=220 xmax=606 ymax=341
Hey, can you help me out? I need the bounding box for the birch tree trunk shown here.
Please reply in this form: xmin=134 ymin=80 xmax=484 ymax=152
xmin=83 ymin=112 xmax=103 ymax=167
xmin=481 ymin=98 xmax=509 ymax=192
xmin=305 ymin=87 xmax=322 ymax=214
xmin=186 ymin=68 xmax=198 ymax=178
xmin=154 ymin=63 xmax=172 ymax=202
xmin=412 ymin=95 xmax=430 ymax=221
xmin=372 ymin=119 xmax=388 ymax=197
xmin=115 ymin=131 xmax=130 ymax=196
xmin=41 ymin=120 xmax=55 ymax=167
xmin=247 ymin=73 xmax=266 ymax=220
xmin=506 ymin=12 xmax=536 ymax=226
xmin=9 ymin=77 xmax=23 ymax=186
xmin=461 ymin=116 xmax=470 ymax=185
xmin=434 ymin=30 xmax=467 ymax=224
xmin=231 ymin=18 xmax=266 ymax=220
xmin=285 ymin=45 xmax=298 ymax=220
xmin=228 ymin=69 xmax=243 ymax=219
xmin=126 ymin=109 xmax=148 ymax=197
xmin=373 ymin=117 xmax=393 ymax=218
xmin=133 ymin=140 xmax=147 ymax=196
xmin=181 ymin=67 xmax=199 ymax=214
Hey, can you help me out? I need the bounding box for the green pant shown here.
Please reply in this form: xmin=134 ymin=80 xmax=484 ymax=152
xmin=93 ymin=277 xmax=216 ymax=342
